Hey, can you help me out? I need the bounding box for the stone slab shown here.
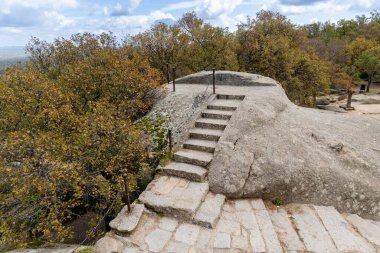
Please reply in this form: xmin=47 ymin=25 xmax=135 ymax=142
xmin=174 ymin=223 xmax=200 ymax=245
xmin=174 ymin=149 xmax=213 ymax=167
xmin=213 ymin=233 xmax=231 ymax=249
xmin=254 ymin=209 xmax=283 ymax=253
xmin=162 ymin=162 xmax=207 ymax=182
xmin=109 ymin=204 xmax=144 ymax=234
xmin=288 ymin=205 xmax=337 ymax=253
xmin=139 ymin=176 xmax=209 ymax=220
xmin=159 ymin=217 xmax=178 ymax=232
xmin=268 ymin=208 xmax=305 ymax=252
xmin=314 ymin=205 xmax=375 ymax=252
xmin=193 ymin=193 xmax=226 ymax=228
xmin=144 ymin=228 xmax=172 ymax=253
xmin=344 ymin=213 xmax=380 ymax=250
xmin=249 ymin=228 xmax=266 ymax=253
xmin=189 ymin=128 xmax=223 ymax=141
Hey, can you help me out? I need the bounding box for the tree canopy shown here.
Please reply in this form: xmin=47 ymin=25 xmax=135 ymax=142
xmin=2 ymin=9 xmax=380 ymax=250
xmin=0 ymin=33 xmax=163 ymax=249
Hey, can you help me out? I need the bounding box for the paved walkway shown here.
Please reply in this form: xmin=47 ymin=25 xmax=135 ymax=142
xmin=100 ymin=198 xmax=380 ymax=253
xmin=94 ymin=93 xmax=380 ymax=253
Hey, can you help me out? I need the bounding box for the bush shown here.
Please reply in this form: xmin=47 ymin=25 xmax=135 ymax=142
xmin=0 ymin=33 xmax=163 ymax=249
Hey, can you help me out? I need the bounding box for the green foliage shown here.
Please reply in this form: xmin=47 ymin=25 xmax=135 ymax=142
xmin=272 ymin=197 xmax=284 ymax=206
xmin=77 ymin=247 xmax=92 ymax=253
xmin=355 ymin=46 xmax=380 ymax=91
xmin=137 ymin=113 xmax=169 ymax=152
xmin=2 ymin=9 xmax=380 ymax=250
xmin=0 ymin=33 xmax=161 ymax=250
xmin=131 ymin=12 xmax=239 ymax=77
xmin=159 ymin=150 xmax=175 ymax=167
xmin=236 ymin=11 xmax=330 ymax=106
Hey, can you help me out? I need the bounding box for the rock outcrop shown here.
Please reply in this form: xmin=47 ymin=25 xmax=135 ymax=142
xmin=149 ymin=71 xmax=380 ymax=221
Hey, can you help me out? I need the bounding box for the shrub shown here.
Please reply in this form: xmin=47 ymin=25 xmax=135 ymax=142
xmin=0 ymin=33 xmax=163 ymax=249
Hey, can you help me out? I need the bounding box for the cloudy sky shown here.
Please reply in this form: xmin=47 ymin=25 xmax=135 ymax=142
xmin=0 ymin=0 xmax=379 ymax=47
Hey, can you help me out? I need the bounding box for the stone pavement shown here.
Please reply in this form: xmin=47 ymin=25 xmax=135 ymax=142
xmin=94 ymin=92 xmax=380 ymax=253
xmin=95 ymin=199 xmax=380 ymax=253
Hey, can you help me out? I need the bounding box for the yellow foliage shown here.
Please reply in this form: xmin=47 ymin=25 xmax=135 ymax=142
xmin=0 ymin=33 xmax=163 ymax=249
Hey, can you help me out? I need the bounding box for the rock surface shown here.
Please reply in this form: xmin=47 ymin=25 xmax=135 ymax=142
xmin=109 ymin=204 xmax=144 ymax=234
xmin=91 ymin=199 xmax=380 ymax=252
xmin=138 ymin=176 xmax=209 ymax=219
xmin=151 ymin=71 xmax=380 ymax=220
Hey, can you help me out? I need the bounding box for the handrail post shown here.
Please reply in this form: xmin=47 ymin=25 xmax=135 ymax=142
xmin=122 ymin=174 xmax=131 ymax=213
xmin=168 ymin=127 xmax=173 ymax=152
xmin=212 ymin=68 xmax=216 ymax=94
xmin=166 ymin=63 xmax=170 ymax=84
xmin=172 ymin=67 xmax=176 ymax=92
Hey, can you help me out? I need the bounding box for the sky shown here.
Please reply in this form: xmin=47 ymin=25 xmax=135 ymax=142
xmin=0 ymin=0 xmax=379 ymax=47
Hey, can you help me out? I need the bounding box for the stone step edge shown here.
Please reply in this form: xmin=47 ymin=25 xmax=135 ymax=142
xmin=216 ymin=94 xmax=245 ymax=100
xmin=173 ymin=150 xmax=213 ymax=167
xmin=161 ymin=162 xmax=208 ymax=182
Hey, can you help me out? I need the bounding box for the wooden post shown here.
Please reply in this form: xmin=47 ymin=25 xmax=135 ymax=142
xmin=166 ymin=63 xmax=170 ymax=84
xmin=212 ymin=68 xmax=216 ymax=94
xmin=122 ymin=174 xmax=131 ymax=213
xmin=172 ymin=67 xmax=176 ymax=92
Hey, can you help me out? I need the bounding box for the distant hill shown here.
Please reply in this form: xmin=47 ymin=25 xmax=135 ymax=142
xmin=0 ymin=46 xmax=29 ymax=73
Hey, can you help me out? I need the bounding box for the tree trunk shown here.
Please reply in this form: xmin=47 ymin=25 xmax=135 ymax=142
xmin=347 ymin=90 xmax=353 ymax=108
xmin=367 ymin=72 xmax=374 ymax=92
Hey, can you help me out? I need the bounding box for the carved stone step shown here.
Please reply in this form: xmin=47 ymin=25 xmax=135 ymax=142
xmin=193 ymin=193 xmax=225 ymax=228
xmin=139 ymin=176 xmax=209 ymax=220
xmin=202 ymin=109 xmax=233 ymax=120
xmin=189 ymin=128 xmax=223 ymax=141
xmin=174 ymin=149 xmax=213 ymax=167
xmin=195 ymin=118 xmax=228 ymax=130
xmin=109 ymin=204 xmax=144 ymax=234
xmin=162 ymin=162 xmax=208 ymax=182
xmin=207 ymin=99 xmax=240 ymax=111
xmin=217 ymin=94 xmax=245 ymax=100
xmin=183 ymin=139 xmax=217 ymax=153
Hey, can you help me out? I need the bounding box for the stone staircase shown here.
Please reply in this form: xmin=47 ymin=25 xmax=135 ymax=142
xmin=97 ymin=93 xmax=380 ymax=253
xmin=100 ymin=199 xmax=380 ymax=253
xmin=139 ymin=94 xmax=244 ymax=226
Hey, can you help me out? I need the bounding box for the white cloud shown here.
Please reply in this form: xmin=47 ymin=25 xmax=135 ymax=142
xmin=0 ymin=27 xmax=22 ymax=33
xmin=104 ymin=10 xmax=175 ymax=32
xmin=128 ymin=0 xmax=142 ymax=13
xmin=110 ymin=0 xmax=142 ymax=16
xmin=0 ymin=0 xmax=78 ymax=27
xmin=278 ymin=0 xmax=350 ymax=15
xmin=161 ymin=1 xmax=200 ymax=12
xmin=198 ymin=0 xmax=244 ymax=18
xmin=2 ymin=0 xmax=78 ymax=9
xmin=43 ymin=11 xmax=76 ymax=30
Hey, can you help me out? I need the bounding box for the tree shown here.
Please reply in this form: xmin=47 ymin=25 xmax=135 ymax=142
xmin=0 ymin=33 xmax=163 ymax=249
xmin=131 ymin=23 xmax=189 ymax=77
xmin=237 ymin=11 xmax=330 ymax=106
xmin=344 ymin=38 xmax=377 ymax=68
xmin=355 ymin=46 xmax=380 ymax=92
xmin=131 ymin=12 xmax=239 ymax=78
xmin=177 ymin=12 xmax=238 ymax=73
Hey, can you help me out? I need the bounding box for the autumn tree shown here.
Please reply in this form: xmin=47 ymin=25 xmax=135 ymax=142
xmin=131 ymin=23 xmax=189 ymax=77
xmin=343 ymin=37 xmax=377 ymax=78
xmin=132 ymin=12 xmax=238 ymax=77
xmin=237 ymin=11 xmax=330 ymax=105
xmin=355 ymin=46 xmax=380 ymax=92
xmin=177 ymin=12 xmax=238 ymax=73
xmin=0 ymin=33 xmax=163 ymax=250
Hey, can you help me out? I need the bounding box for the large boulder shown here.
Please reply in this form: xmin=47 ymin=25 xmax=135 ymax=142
xmin=151 ymin=71 xmax=380 ymax=221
